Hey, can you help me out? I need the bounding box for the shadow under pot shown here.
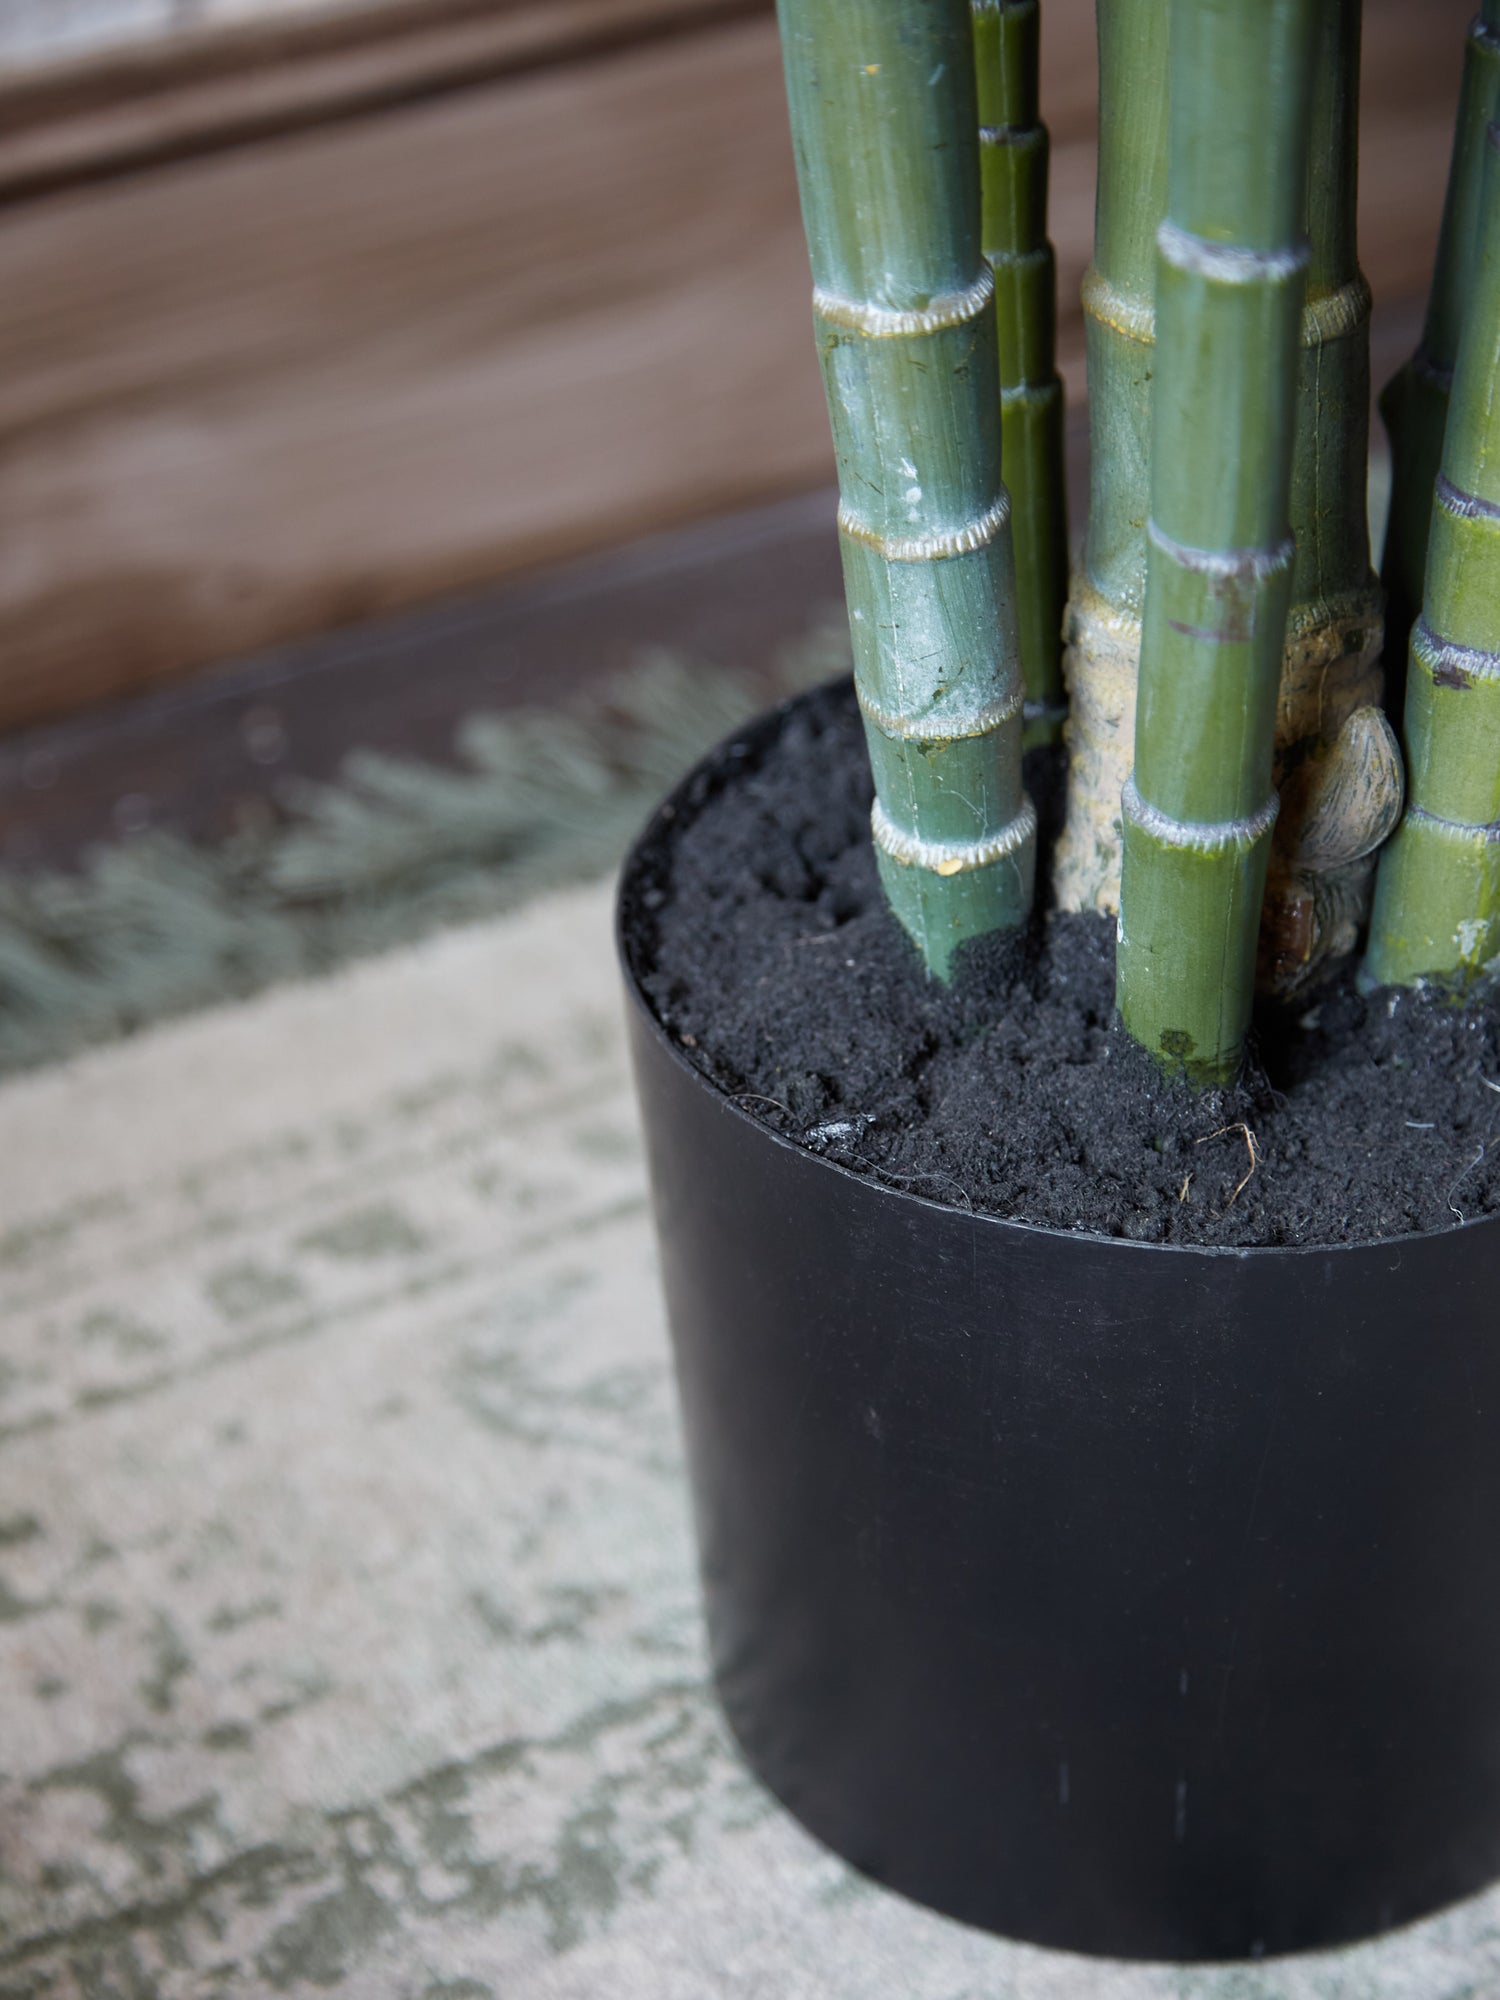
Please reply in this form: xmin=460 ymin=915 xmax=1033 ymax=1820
xmin=616 ymin=684 xmax=1500 ymax=1963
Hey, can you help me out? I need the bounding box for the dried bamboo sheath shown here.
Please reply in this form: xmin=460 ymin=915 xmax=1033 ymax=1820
xmin=973 ymin=0 xmax=1068 ymax=744
xmin=779 ymin=0 xmax=1034 ymax=979
xmin=1057 ymin=0 xmax=1398 ymax=1000
xmin=1115 ymin=0 xmax=1315 ymax=1083
xmin=1366 ymin=122 xmax=1500 ymax=991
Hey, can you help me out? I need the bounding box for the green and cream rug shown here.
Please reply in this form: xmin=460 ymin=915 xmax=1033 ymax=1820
xmin=0 ymin=646 xmax=847 ymax=1082
xmin=0 ymin=871 xmax=1498 ymax=1996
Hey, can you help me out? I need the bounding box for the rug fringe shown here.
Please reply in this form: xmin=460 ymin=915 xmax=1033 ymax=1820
xmin=0 ymin=625 xmax=850 ymax=1074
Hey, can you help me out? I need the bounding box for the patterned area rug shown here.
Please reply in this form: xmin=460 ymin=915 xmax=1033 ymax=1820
xmin=1 ymin=877 xmax=1498 ymax=1996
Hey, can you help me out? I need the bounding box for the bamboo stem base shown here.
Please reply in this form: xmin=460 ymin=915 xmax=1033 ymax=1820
xmin=1057 ymin=580 xmax=1402 ymax=996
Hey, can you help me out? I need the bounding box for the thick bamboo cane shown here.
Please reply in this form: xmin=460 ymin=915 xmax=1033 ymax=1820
xmin=1115 ymin=0 xmax=1316 ymax=1084
xmin=1057 ymin=0 xmax=1400 ymax=997
xmin=972 ymin=0 xmax=1068 ymax=745
xmin=1364 ymin=124 xmax=1500 ymax=992
xmin=1379 ymin=0 xmax=1500 ymax=712
xmin=777 ymin=0 xmax=1035 ymax=980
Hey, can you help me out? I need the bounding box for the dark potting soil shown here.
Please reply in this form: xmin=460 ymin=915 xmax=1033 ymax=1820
xmin=628 ymin=679 xmax=1500 ymax=1248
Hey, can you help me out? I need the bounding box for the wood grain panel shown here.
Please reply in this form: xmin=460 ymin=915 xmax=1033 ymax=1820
xmin=0 ymin=15 xmax=829 ymax=729
xmin=0 ymin=0 xmax=765 ymax=202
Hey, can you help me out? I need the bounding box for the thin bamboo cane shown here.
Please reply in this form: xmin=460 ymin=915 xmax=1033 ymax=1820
xmin=1379 ymin=0 xmax=1500 ymax=715
xmin=1364 ymin=123 xmax=1500 ymax=992
xmin=776 ymin=0 xmax=1035 ymax=980
xmin=972 ymin=0 xmax=1068 ymax=746
xmin=1050 ymin=0 xmax=1168 ymax=913
xmin=1115 ymin=0 xmax=1316 ymax=1084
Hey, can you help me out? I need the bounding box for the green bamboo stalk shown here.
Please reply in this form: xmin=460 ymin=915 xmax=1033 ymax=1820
xmin=1379 ymin=0 xmax=1500 ymax=711
xmin=1051 ymin=0 xmax=1169 ymax=912
xmin=972 ymin=0 xmax=1068 ymax=745
xmin=1258 ymin=0 xmax=1398 ymax=996
xmin=776 ymin=0 xmax=1035 ymax=980
xmin=1116 ymin=0 xmax=1316 ymax=1083
xmin=1364 ymin=121 xmax=1500 ymax=991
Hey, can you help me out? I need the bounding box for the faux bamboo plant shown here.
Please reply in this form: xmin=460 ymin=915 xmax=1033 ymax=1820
xmin=774 ymin=0 xmax=1499 ymax=1088
xmin=638 ymin=14 xmax=1500 ymax=1952
xmin=1365 ymin=122 xmax=1500 ymax=991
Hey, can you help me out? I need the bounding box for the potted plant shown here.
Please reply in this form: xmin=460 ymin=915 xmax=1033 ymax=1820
xmin=617 ymin=0 xmax=1500 ymax=1961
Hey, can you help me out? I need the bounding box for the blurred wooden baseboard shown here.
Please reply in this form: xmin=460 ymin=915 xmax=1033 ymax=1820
xmin=0 ymin=0 xmax=1470 ymax=736
xmin=0 ymin=0 xmax=766 ymax=203
xmin=0 ymin=487 xmax=851 ymax=870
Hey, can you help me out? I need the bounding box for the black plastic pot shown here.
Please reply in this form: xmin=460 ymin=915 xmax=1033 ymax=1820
xmin=617 ymin=687 xmax=1500 ymax=1963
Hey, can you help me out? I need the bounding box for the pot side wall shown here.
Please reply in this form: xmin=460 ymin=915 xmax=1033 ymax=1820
xmin=618 ymin=701 xmax=1500 ymax=1962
